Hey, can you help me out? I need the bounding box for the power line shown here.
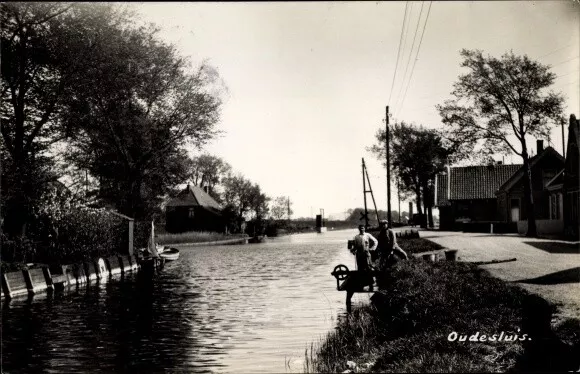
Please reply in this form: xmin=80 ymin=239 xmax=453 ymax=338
xmin=556 ymin=70 xmax=579 ymax=79
xmin=388 ymin=2 xmax=410 ymax=106
xmin=394 ymin=2 xmax=424 ymax=111
xmin=394 ymin=2 xmax=414 ymax=103
xmin=397 ymin=1 xmax=433 ymax=117
xmin=537 ymin=42 xmax=577 ymax=59
xmin=550 ymin=55 xmax=580 ymax=68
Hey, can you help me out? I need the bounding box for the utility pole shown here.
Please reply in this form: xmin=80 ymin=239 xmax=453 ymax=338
xmin=362 ymin=158 xmax=369 ymax=229
xmin=561 ymin=117 xmax=566 ymax=159
xmin=287 ymin=196 xmax=290 ymax=220
xmin=386 ymin=106 xmax=392 ymax=228
xmin=397 ymin=177 xmax=401 ymax=223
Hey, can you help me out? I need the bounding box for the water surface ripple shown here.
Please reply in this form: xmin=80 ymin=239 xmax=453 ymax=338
xmin=2 ymin=229 xmax=369 ymax=373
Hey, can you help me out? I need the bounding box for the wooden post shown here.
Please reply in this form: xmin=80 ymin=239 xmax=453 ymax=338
xmin=128 ymin=220 xmax=134 ymax=256
xmin=362 ymin=158 xmax=369 ymax=228
xmin=346 ymin=290 xmax=354 ymax=313
xmin=386 ymin=106 xmax=392 ymax=228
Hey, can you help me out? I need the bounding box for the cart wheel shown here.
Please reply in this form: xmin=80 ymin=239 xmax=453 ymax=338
xmin=332 ymin=264 xmax=350 ymax=280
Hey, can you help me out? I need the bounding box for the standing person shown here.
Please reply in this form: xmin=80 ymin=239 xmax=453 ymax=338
xmin=350 ymin=224 xmax=377 ymax=290
xmin=376 ymin=220 xmax=408 ymax=269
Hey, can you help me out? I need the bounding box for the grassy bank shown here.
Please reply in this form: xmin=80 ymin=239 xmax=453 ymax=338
xmin=156 ymin=231 xmax=247 ymax=245
xmin=397 ymin=237 xmax=444 ymax=255
xmin=308 ymin=239 xmax=580 ymax=372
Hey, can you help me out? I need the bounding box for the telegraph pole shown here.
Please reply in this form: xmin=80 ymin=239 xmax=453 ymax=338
xmin=362 ymin=158 xmax=369 ymax=229
xmin=386 ymin=106 xmax=392 ymax=228
xmin=397 ymin=176 xmax=401 ymax=223
xmin=561 ymin=117 xmax=566 ymax=159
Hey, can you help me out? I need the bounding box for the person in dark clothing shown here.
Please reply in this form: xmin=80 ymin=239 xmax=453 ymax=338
xmin=376 ymin=220 xmax=408 ymax=269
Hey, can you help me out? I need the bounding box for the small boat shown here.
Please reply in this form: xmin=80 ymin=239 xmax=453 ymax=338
xmin=248 ymin=235 xmax=267 ymax=243
xmin=159 ymin=247 xmax=180 ymax=261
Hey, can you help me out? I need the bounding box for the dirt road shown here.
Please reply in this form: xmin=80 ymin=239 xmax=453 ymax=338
xmin=421 ymin=230 xmax=580 ymax=322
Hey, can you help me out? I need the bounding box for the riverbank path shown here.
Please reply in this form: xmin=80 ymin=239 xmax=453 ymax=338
xmin=420 ymin=230 xmax=580 ymax=322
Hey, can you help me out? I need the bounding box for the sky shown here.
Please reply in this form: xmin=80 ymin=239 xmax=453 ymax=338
xmin=133 ymin=1 xmax=580 ymax=220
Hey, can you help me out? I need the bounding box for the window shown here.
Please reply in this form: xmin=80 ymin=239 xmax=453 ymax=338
xmin=188 ymin=208 xmax=195 ymax=218
xmin=510 ymin=199 xmax=520 ymax=222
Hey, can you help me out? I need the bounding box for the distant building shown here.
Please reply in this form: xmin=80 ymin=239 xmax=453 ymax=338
xmin=165 ymin=184 xmax=225 ymax=233
xmin=435 ymin=163 xmax=521 ymax=230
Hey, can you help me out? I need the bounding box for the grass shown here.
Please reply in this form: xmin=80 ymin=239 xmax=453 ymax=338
xmin=307 ymin=237 xmax=580 ymax=373
xmin=155 ymin=231 xmax=247 ymax=245
xmin=397 ymin=237 xmax=445 ymax=255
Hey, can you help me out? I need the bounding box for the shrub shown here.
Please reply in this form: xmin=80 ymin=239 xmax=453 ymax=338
xmin=30 ymin=206 xmax=128 ymax=264
xmin=1 ymin=186 xmax=131 ymax=265
xmin=398 ymin=237 xmax=444 ymax=254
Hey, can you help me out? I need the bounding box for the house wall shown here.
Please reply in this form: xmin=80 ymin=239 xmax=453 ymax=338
xmin=438 ymin=206 xmax=454 ymax=230
xmin=449 ymin=199 xmax=497 ymax=223
xmin=497 ymin=193 xmax=508 ymax=221
xmin=503 ymin=154 xmax=561 ymax=221
xmin=563 ymin=123 xmax=579 ymax=237
xmin=564 ymin=188 xmax=579 ymax=237
xmin=166 ymin=206 xmax=225 ymax=233
xmin=517 ymin=219 xmax=564 ymax=235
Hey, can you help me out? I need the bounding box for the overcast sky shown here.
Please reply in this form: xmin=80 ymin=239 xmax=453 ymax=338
xmin=133 ymin=1 xmax=579 ymax=219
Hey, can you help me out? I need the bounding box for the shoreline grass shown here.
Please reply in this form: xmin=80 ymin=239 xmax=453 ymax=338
xmin=397 ymin=237 xmax=444 ymax=255
xmin=156 ymin=231 xmax=247 ymax=245
xmin=308 ymin=238 xmax=580 ymax=373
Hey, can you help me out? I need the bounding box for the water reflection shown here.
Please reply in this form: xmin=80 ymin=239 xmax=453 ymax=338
xmin=2 ymin=229 xmax=369 ymax=373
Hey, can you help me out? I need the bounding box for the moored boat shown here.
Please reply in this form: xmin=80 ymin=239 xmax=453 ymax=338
xmin=159 ymin=247 xmax=180 ymax=261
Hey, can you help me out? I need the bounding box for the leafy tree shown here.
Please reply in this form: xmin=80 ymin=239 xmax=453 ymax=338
xmin=221 ymin=174 xmax=254 ymax=230
xmin=248 ymin=184 xmax=270 ymax=221
xmin=0 ymin=3 xmax=125 ymax=236
xmin=63 ymin=22 xmax=223 ymax=220
xmin=187 ymin=154 xmax=231 ymax=202
xmin=437 ymin=49 xmax=564 ymax=236
xmin=270 ymin=196 xmax=292 ymax=220
xmin=221 ymin=173 xmax=270 ymax=234
xmin=370 ymin=122 xmax=452 ymax=228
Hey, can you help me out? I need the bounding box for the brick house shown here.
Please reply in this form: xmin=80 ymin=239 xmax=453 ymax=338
xmin=495 ymin=143 xmax=565 ymax=235
xmin=165 ymin=184 xmax=225 ymax=233
xmin=435 ymin=140 xmax=565 ymax=233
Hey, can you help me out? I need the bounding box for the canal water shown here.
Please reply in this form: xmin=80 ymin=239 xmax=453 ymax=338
xmin=2 ymin=229 xmax=371 ymax=373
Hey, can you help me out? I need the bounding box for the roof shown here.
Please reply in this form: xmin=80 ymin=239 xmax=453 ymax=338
xmin=166 ymin=184 xmax=222 ymax=210
xmin=435 ymin=163 xmax=521 ymax=206
xmin=497 ymin=146 xmax=565 ymax=192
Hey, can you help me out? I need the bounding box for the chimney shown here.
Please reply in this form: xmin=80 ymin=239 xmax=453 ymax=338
xmin=537 ymin=139 xmax=544 ymax=154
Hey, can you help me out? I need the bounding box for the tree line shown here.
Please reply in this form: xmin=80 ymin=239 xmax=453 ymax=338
xmin=0 ymin=3 xmax=295 ymax=240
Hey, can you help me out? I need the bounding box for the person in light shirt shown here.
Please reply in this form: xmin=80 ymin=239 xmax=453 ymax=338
xmin=350 ymin=224 xmax=377 ymax=289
